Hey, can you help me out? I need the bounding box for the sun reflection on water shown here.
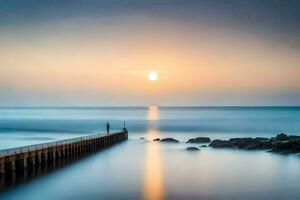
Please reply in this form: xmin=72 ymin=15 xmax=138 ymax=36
xmin=143 ymin=106 xmax=164 ymax=200
xmin=147 ymin=106 xmax=159 ymax=121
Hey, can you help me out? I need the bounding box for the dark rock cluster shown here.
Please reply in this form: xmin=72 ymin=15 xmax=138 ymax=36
xmin=209 ymin=137 xmax=272 ymax=150
xmin=154 ymin=138 xmax=179 ymax=143
xmin=186 ymin=147 xmax=200 ymax=151
xmin=151 ymin=133 xmax=300 ymax=154
xmin=209 ymin=133 xmax=300 ymax=154
xmin=209 ymin=139 xmax=233 ymax=148
xmin=186 ymin=137 xmax=211 ymax=143
xmin=271 ymin=133 xmax=300 ymax=142
xmin=269 ymin=140 xmax=300 ymax=153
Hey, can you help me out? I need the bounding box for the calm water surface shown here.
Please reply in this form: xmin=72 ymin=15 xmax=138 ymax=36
xmin=0 ymin=106 xmax=300 ymax=200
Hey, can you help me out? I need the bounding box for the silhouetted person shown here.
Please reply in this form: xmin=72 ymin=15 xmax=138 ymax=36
xmin=123 ymin=121 xmax=127 ymax=131
xmin=106 ymin=122 xmax=110 ymax=134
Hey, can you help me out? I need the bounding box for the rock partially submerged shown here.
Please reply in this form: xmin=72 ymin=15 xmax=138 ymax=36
xmin=209 ymin=138 xmax=272 ymax=150
xmin=269 ymin=140 xmax=300 ymax=154
xmin=160 ymin=138 xmax=180 ymax=143
xmin=271 ymin=133 xmax=300 ymax=142
xmin=288 ymin=135 xmax=300 ymax=141
xmin=230 ymin=138 xmax=272 ymax=150
xmin=254 ymin=137 xmax=270 ymax=142
xmin=271 ymin=133 xmax=288 ymax=142
xmin=186 ymin=137 xmax=211 ymax=143
xmin=209 ymin=133 xmax=300 ymax=154
xmin=140 ymin=137 xmax=145 ymax=140
xmin=150 ymin=133 xmax=300 ymax=154
xmin=209 ymin=139 xmax=233 ymax=148
xmin=186 ymin=147 xmax=200 ymax=151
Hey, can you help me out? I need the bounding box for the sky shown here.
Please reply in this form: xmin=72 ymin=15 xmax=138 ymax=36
xmin=0 ymin=0 xmax=299 ymax=106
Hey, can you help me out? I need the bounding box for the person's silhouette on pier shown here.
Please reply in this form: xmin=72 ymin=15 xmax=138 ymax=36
xmin=106 ymin=122 xmax=110 ymax=134
xmin=123 ymin=121 xmax=127 ymax=131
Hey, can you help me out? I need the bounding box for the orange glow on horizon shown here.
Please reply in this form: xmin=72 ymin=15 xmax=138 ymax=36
xmin=0 ymin=17 xmax=299 ymax=105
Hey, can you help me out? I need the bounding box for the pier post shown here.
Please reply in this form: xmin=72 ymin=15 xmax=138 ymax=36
xmin=36 ymin=151 xmax=42 ymax=164
xmin=42 ymin=149 xmax=48 ymax=164
xmin=5 ymin=156 xmax=16 ymax=172
xmin=0 ymin=157 xmax=5 ymax=174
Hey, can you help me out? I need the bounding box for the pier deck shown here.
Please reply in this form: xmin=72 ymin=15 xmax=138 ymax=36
xmin=0 ymin=130 xmax=128 ymax=174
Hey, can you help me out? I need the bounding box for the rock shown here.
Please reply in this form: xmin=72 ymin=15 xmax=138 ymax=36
xmin=229 ymin=138 xmax=272 ymax=150
xmin=186 ymin=137 xmax=211 ymax=143
xmin=160 ymin=138 xmax=179 ymax=143
xmin=271 ymin=134 xmax=300 ymax=143
xmin=271 ymin=133 xmax=289 ymax=142
xmin=287 ymin=135 xmax=300 ymax=141
xmin=153 ymin=138 xmax=160 ymax=141
xmin=209 ymin=138 xmax=272 ymax=150
xmin=186 ymin=147 xmax=200 ymax=151
xmin=254 ymin=137 xmax=270 ymax=142
xmin=200 ymin=145 xmax=207 ymax=147
xmin=207 ymin=134 xmax=300 ymax=154
xmin=270 ymin=140 xmax=300 ymax=154
xmin=140 ymin=137 xmax=145 ymax=140
xmin=209 ymin=139 xmax=233 ymax=148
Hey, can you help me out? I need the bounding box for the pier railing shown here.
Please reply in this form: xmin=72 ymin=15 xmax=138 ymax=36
xmin=0 ymin=131 xmax=126 ymax=157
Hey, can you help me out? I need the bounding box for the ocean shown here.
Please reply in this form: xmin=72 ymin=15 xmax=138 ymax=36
xmin=0 ymin=106 xmax=300 ymax=199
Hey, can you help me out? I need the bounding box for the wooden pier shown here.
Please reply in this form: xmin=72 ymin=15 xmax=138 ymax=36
xmin=0 ymin=131 xmax=128 ymax=174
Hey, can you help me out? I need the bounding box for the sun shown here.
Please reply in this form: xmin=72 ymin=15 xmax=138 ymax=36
xmin=148 ymin=71 xmax=158 ymax=81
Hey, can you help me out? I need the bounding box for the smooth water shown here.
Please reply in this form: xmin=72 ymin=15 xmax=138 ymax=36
xmin=0 ymin=106 xmax=300 ymax=199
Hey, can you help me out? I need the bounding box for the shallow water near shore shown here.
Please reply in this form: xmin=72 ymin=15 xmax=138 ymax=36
xmin=0 ymin=106 xmax=300 ymax=199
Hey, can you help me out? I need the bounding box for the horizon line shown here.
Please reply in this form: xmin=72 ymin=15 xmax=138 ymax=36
xmin=0 ymin=105 xmax=299 ymax=108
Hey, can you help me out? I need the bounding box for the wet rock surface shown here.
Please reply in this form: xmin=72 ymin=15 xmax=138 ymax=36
xmin=269 ymin=140 xmax=300 ymax=154
xmin=187 ymin=137 xmax=211 ymax=143
xmin=271 ymin=133 xmax=300 ymax=142
xmin=209 ymin=139 xmax=233 ymax=148
xmin=229 ymin=138 xmax=272 ymax=150
xmin=209 ymin=133 xmax=300 ymax=154
xmin=160 ymin=138 xmax=179 ymax=143
xmin=186 ymin=147 xmax=200 ymax=151
xmin=151 ymin=133 xmax=300 ymax=154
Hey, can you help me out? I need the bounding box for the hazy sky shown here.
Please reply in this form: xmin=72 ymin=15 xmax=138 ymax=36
xmin=0 ymin=0 xmax=299 ymax=106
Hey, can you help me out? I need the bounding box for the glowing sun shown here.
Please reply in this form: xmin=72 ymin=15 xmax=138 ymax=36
xmin=148 ymin=71 xmax=158 ymax=81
